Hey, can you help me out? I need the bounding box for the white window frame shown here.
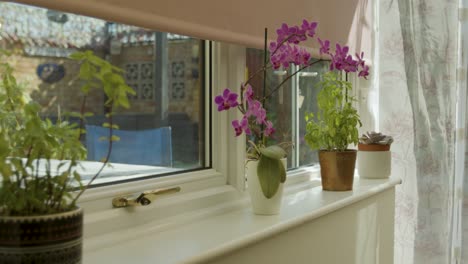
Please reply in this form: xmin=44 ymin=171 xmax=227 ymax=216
xmin=79 ymin=41 xmax=320 ymax=239
xmin=79 ymin=41 xmax=239 ymax=212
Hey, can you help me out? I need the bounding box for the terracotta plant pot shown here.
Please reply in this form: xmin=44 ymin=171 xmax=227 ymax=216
xmin=0 ymin=208 xmax=83 ymax=264
xmin=318 ymin=150 xmax=357 ymax=191
xmin=357 ymin=143 xmax=390 ymax=151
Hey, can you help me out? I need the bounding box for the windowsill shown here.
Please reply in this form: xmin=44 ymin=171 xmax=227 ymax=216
xmin=83 ymin=176 xmax=401 ymax=264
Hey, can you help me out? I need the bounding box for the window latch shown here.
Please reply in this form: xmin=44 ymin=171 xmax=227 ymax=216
xmin=112 ymin=186 xmax=181 ymax=208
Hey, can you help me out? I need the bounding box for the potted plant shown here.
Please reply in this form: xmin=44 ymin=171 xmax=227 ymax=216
xmin=214 ymin=19 xmax=351 ymax=213
xmin=214 ymin=80 xmax=289 ymax=215
xmin=304 ymin=42 xmax=369 ymax=191
xmin=0 ymin=50 xmax=135 ymax=263
xmin=357 ymin=131 xmax=393 ymax=179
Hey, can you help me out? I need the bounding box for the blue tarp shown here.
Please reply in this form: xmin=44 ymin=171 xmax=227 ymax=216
xmin=86 ymin=125 xmax=172 ymax=167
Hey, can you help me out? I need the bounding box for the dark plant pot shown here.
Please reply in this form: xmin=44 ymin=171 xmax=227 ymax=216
xmin=357 ymin=143 xmax=390 ymax=151
xmin=0 ymin=208 xmax=83 ymax=264
xmin=319 ymin=150 xmax=357 ymax=191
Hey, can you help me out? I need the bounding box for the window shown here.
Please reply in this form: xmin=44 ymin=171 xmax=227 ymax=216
xmin=0 ymin=1 xmax=332 ymax=242
xmin=0 ymin=1 xmax=326 ymax=219
xmin=0 ymin=2 xmax=208 ymax=186
xmin=245 ymin=48 xmax=329 ymax=169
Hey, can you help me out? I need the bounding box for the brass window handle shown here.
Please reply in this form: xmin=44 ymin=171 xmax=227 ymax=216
xmin=112 ymin=186 xmax=181 ymax=208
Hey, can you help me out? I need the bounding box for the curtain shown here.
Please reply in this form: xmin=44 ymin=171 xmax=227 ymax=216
xmin=378 ymin=0 xmax=463 ymax=263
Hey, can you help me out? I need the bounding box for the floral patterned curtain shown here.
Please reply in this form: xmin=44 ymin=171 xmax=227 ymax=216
xmin=378 ymin=0 xmax=464 ymax=263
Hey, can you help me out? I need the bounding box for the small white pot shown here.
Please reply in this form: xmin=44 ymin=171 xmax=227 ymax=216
xmin=357 ymin=151 xmax=391 ymax=179
xmin=246 ymin=158 xmax=286 ymax=215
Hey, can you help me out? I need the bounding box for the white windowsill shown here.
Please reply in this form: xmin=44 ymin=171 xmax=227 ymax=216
xmin=83 ymin=176 xmax=401 ymax=264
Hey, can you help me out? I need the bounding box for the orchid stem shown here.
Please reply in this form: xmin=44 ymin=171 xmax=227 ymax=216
xmin=345 ymin=73 xmax=348 ymax=103
xmin=261 ymin=59 xmax=324 ymax=102
xmin=261 ymin=28 xmax=268 ymax=146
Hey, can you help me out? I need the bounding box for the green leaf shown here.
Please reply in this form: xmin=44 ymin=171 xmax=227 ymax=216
xmin=79 ymin=61 xmax=93 ymax=80
xmin=117 ymin=92 xmax=130 ymax=108
xmin=69 ymin=52 xmax=85 ymax=60
xmin=124 ymin=84 xmax=137 ymax=95
xmin=259 ymin=145 xmax=286 ymax=160
xmin=257 ymin=155 xmax=286 ymax=198
xmin=102 ymin=123 xmax=119 ymax=129
xmin=110 ymin=135 xmax=120 ymax=141
xmin=110 ymin=74 xmax=125 ymax=84
xmin=73 ymin=171 xmax=81 ymax=181
xmin=66 ymin=112 xmax=82 ymax=118
xmin=73 ymin=171 xmax=82 ymax=190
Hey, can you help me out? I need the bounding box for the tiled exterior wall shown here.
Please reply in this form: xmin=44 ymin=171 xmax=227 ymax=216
xmin=6 ymin=39 xmax=202 ymax=123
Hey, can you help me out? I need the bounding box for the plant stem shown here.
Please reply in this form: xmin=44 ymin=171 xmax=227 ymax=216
xmin=34 ymin=153 xmax=41 ymax=199
xmin=345 ymin=73 xmax=348 ymax=103
xmin=45 ymin=158 xmax=54 ymax=208
xmin=71 ymin=107 xmax=114 ymax=205
xmin=23 ymin=145 xmax=33 ymax=191
xmin=237 ymin=104 xmax=246 ymax=115
xmin=2 ymin=71 xmax=22 ymax=127
xmin=243 ymin=65 xmax=272 ymax=88
xmin=261 ymin=28 xmax=268 ymax=146
xmin=262 ymin=28 xmax=268 ymax=108
xmin=55 ymin=89 xmax=89 ymax=210
xmin=77 ymin=95 xmax=87 ymax=142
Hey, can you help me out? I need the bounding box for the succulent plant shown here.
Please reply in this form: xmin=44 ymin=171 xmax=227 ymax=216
xmin=359 ymin=131 xmax=393 ymax=145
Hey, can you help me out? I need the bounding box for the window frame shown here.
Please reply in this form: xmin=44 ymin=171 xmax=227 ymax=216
xmin=79 ymin=42 xmax=321 ymax=229
xmin=79 ymin=41 xmax=231 ymax=212
xmin=1 ymin=1 xmax=322 ymax=236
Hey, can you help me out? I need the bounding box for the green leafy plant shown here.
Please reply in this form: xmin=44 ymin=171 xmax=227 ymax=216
xmin=0 ymin=50 xmax=135 ymax=216
xmin=305 ymin=72 xmax=361 ymax=151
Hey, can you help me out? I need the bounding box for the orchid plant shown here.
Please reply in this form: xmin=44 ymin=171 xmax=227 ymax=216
xmin=214 ymin=19 xmax=369 ymax=198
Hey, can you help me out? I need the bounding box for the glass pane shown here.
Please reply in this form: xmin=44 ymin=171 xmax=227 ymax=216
xmin=0 ymin=2 xmax=206 ymax=185
xmin=246 ymin=48 xmax=329 ymax=169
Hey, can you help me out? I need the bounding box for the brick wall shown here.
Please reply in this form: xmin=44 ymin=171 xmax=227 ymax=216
xmin=6 ymin=45 xmax=104 ymax=116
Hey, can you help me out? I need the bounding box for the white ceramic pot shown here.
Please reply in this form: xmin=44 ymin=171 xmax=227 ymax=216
xmin=357 ymin=151 xmax=391 ymax=179
xmin=246 ymin=158 xmax=286 ymax=215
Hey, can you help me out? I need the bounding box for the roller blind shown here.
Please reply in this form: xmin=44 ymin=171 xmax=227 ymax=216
xmin=12 ymin=0 xmax=373 ymax=57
